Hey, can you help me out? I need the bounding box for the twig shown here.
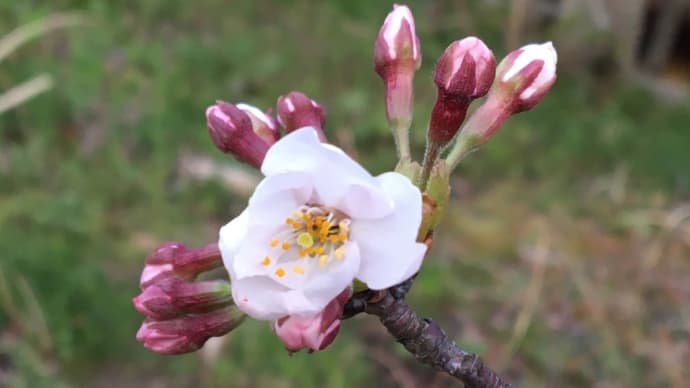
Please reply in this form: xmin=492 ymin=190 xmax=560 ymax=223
xmin=343 ymin=280 xmax=512 ymax=388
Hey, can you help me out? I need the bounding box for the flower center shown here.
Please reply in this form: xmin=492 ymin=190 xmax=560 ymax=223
xmin=262 ymin=205 xmax=351 ymax=278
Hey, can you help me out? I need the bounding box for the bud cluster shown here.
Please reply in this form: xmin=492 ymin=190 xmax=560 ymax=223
xmin=134 ymin=2 xmax=560 ymax=359
xmin=133 ymin=242 xmax=245 ymax=354
xmin=205 ymin=92 xmax=326 ymax=170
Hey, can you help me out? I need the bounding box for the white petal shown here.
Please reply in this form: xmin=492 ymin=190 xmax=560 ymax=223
xmin=247 ymin=171 xmax=313 ymax=226
xmin=351 ymin=172 xmax=427 ymax=289
xmin=222 ymin=172 xmax=314 ymax=280
xmin=262 ymin=127 xmax=393 ymax=218
xmin=218 ymin=210 xmax=250 ymax=277
xmin=301 ymin=242 xmax=361 ymax=311
xmin=265 ymin=242 xmax=360 ymax=315
xmin=231 ymin=276 xmax=316 ymax=320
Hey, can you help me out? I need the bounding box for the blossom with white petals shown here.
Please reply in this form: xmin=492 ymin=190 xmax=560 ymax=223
xmin=219 ymin=127 xmax=427 ymax=320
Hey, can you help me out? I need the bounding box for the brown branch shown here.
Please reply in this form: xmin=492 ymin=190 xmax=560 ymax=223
xmin=343 ymin=280 xmax=512 ymax=388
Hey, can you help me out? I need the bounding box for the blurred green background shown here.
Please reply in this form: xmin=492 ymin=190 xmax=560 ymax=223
xmin=2 ymin=0 xmax=690 ymax=387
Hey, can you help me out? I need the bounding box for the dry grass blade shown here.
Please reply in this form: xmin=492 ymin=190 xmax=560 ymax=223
xmin=0 ymin=74 xmax=53 ymax=115
xmin=0 ymin=12 xmax=89 ymax=63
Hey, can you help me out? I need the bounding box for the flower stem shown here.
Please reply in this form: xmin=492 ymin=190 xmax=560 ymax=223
xmin=418 ymin=139 xmax=441 ymax=190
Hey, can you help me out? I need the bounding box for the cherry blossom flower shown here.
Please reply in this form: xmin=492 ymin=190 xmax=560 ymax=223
xmin=218 ymin=127 xmax=427 ymax=320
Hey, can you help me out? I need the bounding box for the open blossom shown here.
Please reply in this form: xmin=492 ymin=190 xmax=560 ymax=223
xmin=219 ymin=127 xmax=427 ymax=320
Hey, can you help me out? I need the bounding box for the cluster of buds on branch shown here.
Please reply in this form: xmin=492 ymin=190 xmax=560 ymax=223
xmin=133 ymin=3 xmax=557 ymax=385
xmin=205 ymin=91 xmax=326 ymax=169
xmin=133 ymin=242 xmax=245 ymax=354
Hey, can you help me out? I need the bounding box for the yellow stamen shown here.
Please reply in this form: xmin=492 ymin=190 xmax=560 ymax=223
xmin=334 ymin=247 xmax=345 ymax=260
xmin=269 ymin=238 xmax=279 ymax=247
xmin=281 ymin=241 xmax=290 ymax=250
xmin=292 ymin=210 xmax=303 ymax=218
xmin=292 ymin=265 xmax=305 ymax=274
xmin=306 ymin=247 xmax=315 ymax=255
xmin=285 ymin=217 xmax=295 ymax=225
xmin=338 ymin=221 xmax=349 ymax=232
xmin=296 ymin=232 xmax=314 ymax=248
xmin=319 ymin=255 xmax=328 ymax=267
xmin=260 ymin=256 xmax=271 ymax=266
xmin=314 ymin=246 xmax=324 ymax=255
xmin=298 ymin=248 xmax=306 ymax=258
xmin=275 ymin=267 xmax=285 ymax=277
xmin=303 ymin=212 xmax=312 ymax=220
xmin=338 ymin=232 xmax=348 ymax=242
xmin=329 ymin=235 xmax=338 ymax=243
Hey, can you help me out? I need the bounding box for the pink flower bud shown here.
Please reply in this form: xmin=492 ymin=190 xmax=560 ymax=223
xmin=373 ymin=4 xmax=421 ymax=77
xmin=140 ymin=242 xmax=223 ymax=288
xmin=136 ymin=307 xmax=245 ymax=355
xmin=495 ymin=42 xmax=557 ymax=112
xmin=444 ymin=42 xmax=558 ymax=169
xmin=272 ymin=288 xmax=350 ymax=353
xmin=276 ymin=91 xmax=326 ymax=140
xmin=434 ymin=37 xmax=495 ymax=100
xmin=236 ymin=103 xmax=279 ymax=146
xmin=205 ymin=101 xmax=271 ymax=168
xmin=133 ymin=276 xmax=233 ymax=320
xmin=428 ymin=37 xmax=496 ymax=146
xmin=373 ymin=4 xmax=421 ymax=133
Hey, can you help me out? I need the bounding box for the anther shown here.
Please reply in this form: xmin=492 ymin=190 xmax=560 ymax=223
xmin=275 ymin=267 xmax=286 ymax=277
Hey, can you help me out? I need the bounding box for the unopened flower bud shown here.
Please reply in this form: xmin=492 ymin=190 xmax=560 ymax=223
xmin=133 ymin=276 xmax=233 ymax=320
xmin=428 ymin=37 xmax=495 ymax=146
xmin=136 ymin=307 xmax=245 ymax=355
xmin=445 ymin=42 xmax=557 ymax=169
xmin=374 ymin=4 xmax=421 ymax=79
xmin=140 ymin=242 xmax=222 ymax=288
xmin=205 ymin=101 xmax=270 ymax=168
xmin=276 ymin=91 xmax=326 ymax=140
xmin=373 ymin=4 xmax=421 ymax=160
xmin=236 ymin=103 xmax=279 ymax=146
xmin=495 ymin=42 xmax=557 ymax=112
xmin=273 ymin=288 xmax=350 ymax=353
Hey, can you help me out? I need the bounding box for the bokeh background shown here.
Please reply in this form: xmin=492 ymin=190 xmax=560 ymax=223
xmin=2 ymin=0 xmax=690 ymax=387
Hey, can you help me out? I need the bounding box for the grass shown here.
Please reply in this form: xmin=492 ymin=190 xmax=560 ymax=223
xmin=1 ymin=0 xmax=690 ymax=387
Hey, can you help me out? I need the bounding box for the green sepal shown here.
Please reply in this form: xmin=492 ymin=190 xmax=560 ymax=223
xmin=395 ymin=158 xmax=421 ymax=184
xmin=426 ymin=160 xmax=450 ymax=229
xmin=352 ymin=279 xmax=369 ymax=293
